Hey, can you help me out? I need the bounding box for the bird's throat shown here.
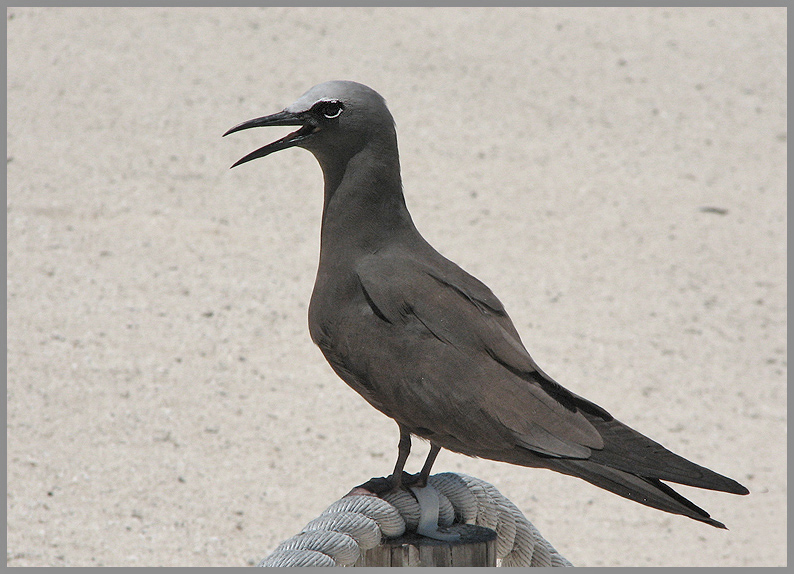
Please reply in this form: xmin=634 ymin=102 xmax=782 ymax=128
xmin=317 ymin=146 xmax=415 ymax=259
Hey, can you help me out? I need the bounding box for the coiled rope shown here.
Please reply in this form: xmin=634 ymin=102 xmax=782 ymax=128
xmin=258 ymin=472 xmax=572 ymax=567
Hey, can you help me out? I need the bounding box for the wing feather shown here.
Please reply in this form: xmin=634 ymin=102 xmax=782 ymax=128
xmin=356 ymin=247 xmax=604 ymax=457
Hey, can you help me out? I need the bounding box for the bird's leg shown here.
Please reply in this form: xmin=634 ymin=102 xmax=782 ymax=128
xmin=351 ymin=425 xmax=412 ymax=496
xmin=416 ymin=443 xmax=441 ymax=488
xmin=388 ymin=425 xmax=412 ymax=491
xmin=409 ymin=443 xmax=459 ymax=541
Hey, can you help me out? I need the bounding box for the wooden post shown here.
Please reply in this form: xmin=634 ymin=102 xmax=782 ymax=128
xmin=355 ymin=524 xmax=497 ymax=567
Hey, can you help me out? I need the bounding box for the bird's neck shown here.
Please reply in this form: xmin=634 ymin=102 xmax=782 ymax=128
xmin=317 ymin=144 xmax=417 ymax=261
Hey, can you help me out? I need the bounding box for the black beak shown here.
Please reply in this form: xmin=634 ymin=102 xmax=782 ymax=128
xmin=223 ymin=110 xmax=316 ymax=168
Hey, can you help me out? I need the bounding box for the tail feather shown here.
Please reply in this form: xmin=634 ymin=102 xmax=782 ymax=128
xmin=584 ymin=416 xmax=749 ymax=495
xmin=548 ymin=458 xmax=729 ymax=528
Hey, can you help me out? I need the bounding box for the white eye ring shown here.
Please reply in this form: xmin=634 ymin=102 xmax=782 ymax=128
xmin=320 ymin=101 xmax=344 ymax=119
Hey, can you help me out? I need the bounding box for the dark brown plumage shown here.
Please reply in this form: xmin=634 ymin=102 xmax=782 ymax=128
xmin=225 ymin=80 xmax=748 ymax=529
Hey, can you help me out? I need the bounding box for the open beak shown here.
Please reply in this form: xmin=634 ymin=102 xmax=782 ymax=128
xmin=223 ymin=110 xmax=317 ymax=168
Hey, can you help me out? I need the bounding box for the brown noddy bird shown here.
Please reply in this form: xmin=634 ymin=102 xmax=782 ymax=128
xmin=224 ymin=80 xmax=748 ymax=529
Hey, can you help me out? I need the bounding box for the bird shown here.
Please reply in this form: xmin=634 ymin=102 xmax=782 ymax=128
xmin=224 ymin=80 xmax=748 ymax=529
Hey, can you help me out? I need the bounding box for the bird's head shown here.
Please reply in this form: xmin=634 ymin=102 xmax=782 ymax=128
xmin=224 ymin=80 xmax=396 ymax=169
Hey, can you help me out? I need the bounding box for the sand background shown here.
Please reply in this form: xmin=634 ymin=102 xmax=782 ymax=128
xmin=6 ymin=7 xmax=786 ymax=567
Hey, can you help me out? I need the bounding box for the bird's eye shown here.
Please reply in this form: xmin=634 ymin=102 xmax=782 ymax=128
xmin=318 ymin=101 xmax=344 ymax=119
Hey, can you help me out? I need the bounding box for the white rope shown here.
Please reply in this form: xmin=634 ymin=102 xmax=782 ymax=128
xmin=258 ymin=472 xmax=572 ymax=567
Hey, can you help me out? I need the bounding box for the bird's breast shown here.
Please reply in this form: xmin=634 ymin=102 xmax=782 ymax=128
xmin=307 ymin=266 xmax=378 ymax=355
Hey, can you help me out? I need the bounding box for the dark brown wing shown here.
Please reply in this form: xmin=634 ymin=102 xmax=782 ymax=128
xmin=355 ymin=244 xmax=748 ymax=493
xmin=354 ymin=245 xmax=604 ymax=458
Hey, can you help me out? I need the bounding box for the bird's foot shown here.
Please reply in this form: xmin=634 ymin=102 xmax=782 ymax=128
xmin=350 ymin=476 xmax=392 ymax=497
xmin=351 ymin=474 xmax=459 ymax=542
xmin=352 ymin=471 xmax=415 ymax=496
xmin=397 ymin=471 xmax=430 ymax=489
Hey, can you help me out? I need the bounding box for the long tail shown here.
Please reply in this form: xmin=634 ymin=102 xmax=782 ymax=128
xmin=581 ymin=415 xmax=749 ymax=495
xmin=539 ymin=411 xmax=749 ymax=528
xmin=548 ymin=458 xmax=731 ymax=528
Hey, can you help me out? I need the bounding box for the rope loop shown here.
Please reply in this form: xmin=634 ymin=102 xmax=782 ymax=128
xmin=258 ymin=472 xmax=572 ymax=567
